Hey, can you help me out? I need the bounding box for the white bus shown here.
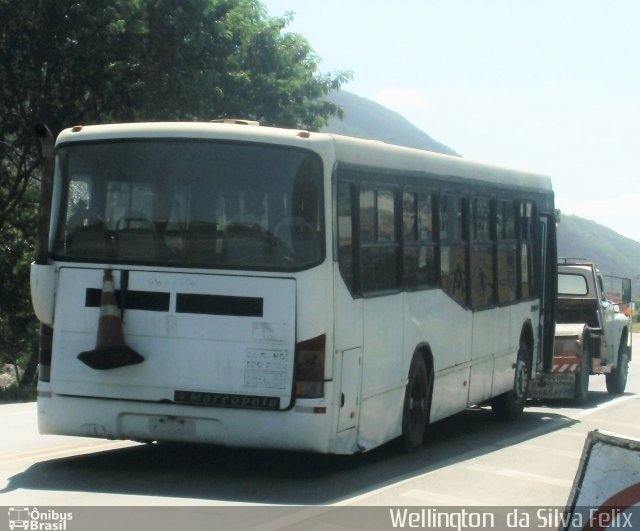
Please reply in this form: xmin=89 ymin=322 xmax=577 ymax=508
xmin=31 ymin=121 xmax=557 ymax=454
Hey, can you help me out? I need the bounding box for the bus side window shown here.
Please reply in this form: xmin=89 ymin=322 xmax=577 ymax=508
xmin=497 ymin=200 xmax=517 ymax=304
xmin=360 ymin=184 xmax=400 ymax=294
xmin=403 ymin=191 xmax=436 ymax=290
xmin=519 ymin=201 xmax=536 ymax=299
xmin=337 ymin=181 xmax=356 ymax=293
xmin=470 ymin=197 xmax=494 ymax=308
xmin=439 ymin=195 xmax=467 ymax=306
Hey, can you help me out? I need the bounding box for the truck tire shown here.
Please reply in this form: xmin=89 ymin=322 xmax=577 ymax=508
xmin=401 ymin=354 xmax=431 ymax=452
xmin=573 ymin=340 xmax=590 ymax=405
xmin=606 ymin=344 xmax=630 ymax=395
xmin=491 ymin=342 xmax=529 ymax=420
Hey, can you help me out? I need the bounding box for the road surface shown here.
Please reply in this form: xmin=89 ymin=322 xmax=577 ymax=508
xmin=1 ymin=337 xmax=638 ymax=512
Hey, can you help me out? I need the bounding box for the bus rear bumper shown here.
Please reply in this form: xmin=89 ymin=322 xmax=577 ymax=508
xmin=37 ymin=385 xmax=338 ymax=454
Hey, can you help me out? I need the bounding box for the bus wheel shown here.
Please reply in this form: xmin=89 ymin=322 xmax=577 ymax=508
xmin=491 ymin=342 xmax=529 ymax=420
xmin=606 ymin=344 xmax=629 ymax=395
xmin=573 ymin=339 xmax=590 ymax=405
xmin=401 ymin=354 xmax=430 ymax=452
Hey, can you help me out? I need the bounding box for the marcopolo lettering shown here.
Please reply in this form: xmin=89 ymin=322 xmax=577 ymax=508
xmin=174 ymin=390 xmax=280 ymax=410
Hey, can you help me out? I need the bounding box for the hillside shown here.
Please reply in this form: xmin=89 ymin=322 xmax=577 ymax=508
xmin=322 ymin=91 xmax=458 ymax=156
xmin=323 ymin=90 xmax=640 ymax=297
xmin=557 ymin=215 xmax=640 ymax=292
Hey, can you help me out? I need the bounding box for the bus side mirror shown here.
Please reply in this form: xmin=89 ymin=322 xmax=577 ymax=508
xmin=622 ymin=278 xmax=632 ymax=304
xmin=554 ymin=208 xmax=562 ymax=224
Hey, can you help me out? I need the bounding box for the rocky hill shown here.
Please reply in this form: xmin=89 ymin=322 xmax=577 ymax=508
xmin=557 ymin=214 xmax=640 ymax=291
xmin=322 ymin=91 xmax=458 ymax=156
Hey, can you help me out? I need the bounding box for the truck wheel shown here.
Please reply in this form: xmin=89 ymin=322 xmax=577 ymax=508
xmin=401 ymin=354 xmax=430 ymax=452
xmin=491 ymin=342 xmax=529 ymax=420
xmin=573 ymin=340 xmax=590 ymax=405
xmin=606 ymin=345 xmax=630 ymax=395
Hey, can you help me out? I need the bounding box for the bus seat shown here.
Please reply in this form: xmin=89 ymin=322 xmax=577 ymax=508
xmin=274 ymin=217 xmax=318 ymax=263
xmin=116 ymin=212 xmax=158 ymax=260
xmin=185 ymin=222 xmax=220 ymax=264
xmin=224 ymin=220 xmax=267 ymax=264
xmin=65 ymin=210 xmax=106 ymax=256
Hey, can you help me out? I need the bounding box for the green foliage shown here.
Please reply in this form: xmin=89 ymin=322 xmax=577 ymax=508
xmin=0 ymin=0 xmax=350 ymax=225
xmin=1 ymin=0 xmax=349 ymax=135
xmin=0 ymin=0 xmax=350 ymax=384
xmin=0 ymin=191 xmax=39 ymax=377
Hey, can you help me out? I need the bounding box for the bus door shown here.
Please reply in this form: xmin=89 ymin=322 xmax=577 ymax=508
xmin=336 ymin=347 xmax=362 ymax=432
xmin=334 ymin=180 xmax=364 ymax=435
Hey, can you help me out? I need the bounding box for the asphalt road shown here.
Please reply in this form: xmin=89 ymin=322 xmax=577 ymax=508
xmin=1 ymin=335 xmax=639 ymax=512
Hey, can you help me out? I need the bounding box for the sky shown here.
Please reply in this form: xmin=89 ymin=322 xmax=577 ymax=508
xmin=261 ymin=0 xmax=640 ymax=242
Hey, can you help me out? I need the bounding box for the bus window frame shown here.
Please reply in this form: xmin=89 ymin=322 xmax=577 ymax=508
xmin=334 ymin=164 xmax=549 ymax=310
xmin=51 ymin=138 xmax=327 ymax=273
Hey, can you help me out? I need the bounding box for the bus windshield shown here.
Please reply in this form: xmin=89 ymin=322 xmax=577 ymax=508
xmin=51 ymin=139 xmax=324 ymax=271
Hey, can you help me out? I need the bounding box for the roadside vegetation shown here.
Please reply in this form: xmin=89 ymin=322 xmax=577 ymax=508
xmin=1 ymin=1 xmax=637 ymax=401
xmin=0 ymin=0 xmax=351 ymax=393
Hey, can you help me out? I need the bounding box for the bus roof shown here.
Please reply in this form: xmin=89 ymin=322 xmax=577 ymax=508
xmin=56 ymin=121 xmax=553 ymax=193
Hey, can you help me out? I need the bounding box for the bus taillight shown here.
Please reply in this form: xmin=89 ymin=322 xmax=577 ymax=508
xmin=294 ymin=334 xmax=326 ymax=399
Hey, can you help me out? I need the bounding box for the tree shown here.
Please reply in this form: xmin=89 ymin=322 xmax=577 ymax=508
xmin=0 ymin=189 xmax=38 ymax=383
xmin=0 ymin=0 xmax=351 ymax=381
xmin=1 ymin=0 xmax=349 ymax=221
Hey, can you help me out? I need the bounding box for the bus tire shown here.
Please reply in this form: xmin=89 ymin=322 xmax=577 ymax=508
xmin=606 ymin=343 xmax=630 ymax=395
xmin=401 ymin=354 xmax=430 ymax=452
xmin=573 ymin=338 xmax=590 ymax=405
xmin=491 ymin=342 xmax=529 ymax=420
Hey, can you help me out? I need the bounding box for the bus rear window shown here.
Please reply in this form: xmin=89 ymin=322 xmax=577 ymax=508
xmin=51 ymin=140 xmax=324 ymax=271
xmin=558 ymin=273 xmax=588 ymax=295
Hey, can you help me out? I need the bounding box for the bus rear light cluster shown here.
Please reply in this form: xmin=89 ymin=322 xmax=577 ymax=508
xmin=294 ymin=334 xmax=326 ymax=399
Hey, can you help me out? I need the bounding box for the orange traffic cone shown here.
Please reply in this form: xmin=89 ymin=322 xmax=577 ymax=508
xmin=77 ymin=269 xmax=144 ymax=370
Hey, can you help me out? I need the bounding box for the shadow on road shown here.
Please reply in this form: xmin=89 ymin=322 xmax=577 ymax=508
xmin=0 ymin=397 xmax=597 ymax=505
xmin=528 ymin=388 xmax=632 ymax=411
